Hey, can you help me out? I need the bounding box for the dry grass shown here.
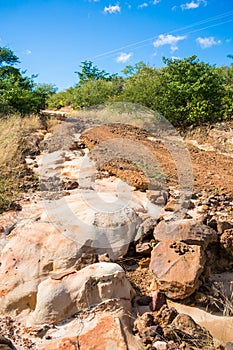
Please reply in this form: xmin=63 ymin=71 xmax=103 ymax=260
xmin=0 ymin=114 xmax=42 ymax=212
xmin=72 ymin=103 xmax=160 ymax=129
xmin=0 ymin=114 xmax=41 ymax=165
xmin=45 ymin=117 xmax=60 ymax=132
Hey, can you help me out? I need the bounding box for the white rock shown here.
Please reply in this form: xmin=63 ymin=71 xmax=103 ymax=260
xmin=29 ymin=262 xmax=135 ymax=325
xmin=152 ymin=341 xmax=168 ymax=350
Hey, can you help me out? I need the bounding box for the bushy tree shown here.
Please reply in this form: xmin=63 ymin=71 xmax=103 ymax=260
xmin=60 ymin=61 xmax=123 ymax=109
xmin=118 ymin=63 xmax=161 ymax=109
xmin=76 ymin=60 xmax=117 ymax=85
xmin=48 ymin=56 xmax=233 ymax=126
xmin=220 ymin=63 xmax=233 ymax=119
xmin=0 ymin=46 xmax=55 ymax=116
xmin=72 ymin=78 xmax=122 ymax=109
xmin=48 ymin=88 xmax=74 ymax=109
xmin=156 ymin=56 xmax=225 ymax=126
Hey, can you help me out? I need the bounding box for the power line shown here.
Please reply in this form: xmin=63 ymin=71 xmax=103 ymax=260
xmin=88 ymin=10 xmax=233 ymax=61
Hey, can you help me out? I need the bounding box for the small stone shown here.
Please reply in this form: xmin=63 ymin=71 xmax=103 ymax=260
xmin=164 ymin=199 xmax=176 ymax=211
xmin=98 ymin=253 xmax=111 ymax=262
xmin=136 ymin=242 xmax=152 ymax=255
xmin=217 ymin=221 xmax=232 ymax=234
xmin=152 ymin=340 xmax=168 ymax=350
xmin=150 ymin=291 xmax=166 ymax=311
xmin=138 ymin=257 xmax=150 ymax=269
xmin=199 ymin=204 xmax=209 ymax=212
xmin=156 ymin=196 xmax=166 ymax=206
xmin=63 ymin=180 xmax=79 ymax=190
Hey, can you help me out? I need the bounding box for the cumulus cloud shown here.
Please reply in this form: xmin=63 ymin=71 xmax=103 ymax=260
xmin=181 ymin=0 xmax=207 ymax=10
xmin=138 ymin=2 xmax=148 ymax=8
xmin=104 ymin=4 xmax=121 ymax=14
xmin=116 ymin=52 xmax=132 ymax=63
xmin=153 ymin=34 xmax=187 ymax=52
xmin=196 ymin=36 xmax=221 ymax=48
xmin=152 ymin=0 xmax=160 ymax=4
xmin=26 ymin=49 xmax=32 ymax=55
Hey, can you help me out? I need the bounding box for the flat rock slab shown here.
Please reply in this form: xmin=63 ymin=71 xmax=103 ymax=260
xmin=153 ymin=219 xmax=217 ymax=249
xmin=149 ymin=240 xmax=206 ymax=299
xmin=29 ymin=262 xmax=135 ymax=325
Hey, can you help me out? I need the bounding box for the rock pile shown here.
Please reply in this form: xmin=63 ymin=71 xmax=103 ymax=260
xmin=0 ymin=117 xmax=232 ymax=349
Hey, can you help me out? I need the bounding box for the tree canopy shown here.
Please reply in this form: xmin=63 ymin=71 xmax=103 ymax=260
xmin=0 ymin=46 xmax=56 ymax=117
xmin=1 ymin=46 xmax=232 ymax=127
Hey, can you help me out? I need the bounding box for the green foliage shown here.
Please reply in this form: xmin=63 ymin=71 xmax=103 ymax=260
xmin=72 ymin=78 xmax=123 ymax=109
xmin=118 ymin=65 xmax=161 ymax=109
xmin=48 ymin=62 xmax=123 ymax=109
xmin=0 ymin=46 xmax=56 ymax=116
xmin=47 ymin=57 xmax=233 ymax=127
xmin=48 ymin=88 xmax=74 ymax=109
xmin=156 ymin=56 xmax=225 ymax=126
xmin=118 ymin=56 xmax=228 ymax=126
xmin=121 ymin=61 xmax=147 ymax=77
xmin=0 ymin=47 xmax=19 ymax=66
xmin=220 ymin=64 xmax=233 ymax=119
xmin=76 ymin=60 xmax=117 ymax=86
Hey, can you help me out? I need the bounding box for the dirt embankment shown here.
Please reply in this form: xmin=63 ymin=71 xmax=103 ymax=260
xmin=80 ymin=123 xmax=233 ymax=197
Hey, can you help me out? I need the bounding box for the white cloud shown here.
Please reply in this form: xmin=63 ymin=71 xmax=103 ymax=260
xmin=153 ymin=34 xmax=187 ymax=52
xmin=152 ymin=0 xmax=160 ymax=4
xmin=116 ymin=52 xmax=132 ymax=63
xmin=26 ymin=49 xmax=32 ymax=55
xmin=138 ymin=2 xmax=149 ymax=9
xmin=104 ymin=4 xmax=121 ymax=14
xmin=181 ymin=0 xmax=207 ymax=10
xmin=196 ymin=36 xmax=221 ymax=49
xmin=172 ymin=5 xmax=177 ymax=10
xmin=181 ymin=1 xmax=199 ymax=9
xmin=138 ymin=2 xmax=148 ymax=8
xmin=171 ymin=56 xmax=181 ymax=60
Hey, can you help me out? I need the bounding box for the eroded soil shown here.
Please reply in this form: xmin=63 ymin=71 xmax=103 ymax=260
xmin=80 ymin=123 xmax=233 ymax=196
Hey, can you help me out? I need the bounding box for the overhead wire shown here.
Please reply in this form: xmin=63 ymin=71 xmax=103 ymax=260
xmin=87 ymin=10 xmax=233 ymax=61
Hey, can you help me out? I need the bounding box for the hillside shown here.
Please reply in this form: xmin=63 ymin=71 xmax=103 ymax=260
xmin=0 ymin=108 xmax=232 ymax=349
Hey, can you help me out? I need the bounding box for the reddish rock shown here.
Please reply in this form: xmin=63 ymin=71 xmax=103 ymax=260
xmin=149 ymin=240 xmax=206 ymax=299
xmin=217 ymin=221 xmax=233 ymax=235
xmin=150 ymin=291 xmax=166 ymax=311
xmin=41 ymin=337 xmax=78 ymax=350
xmin=153 ymin=219 xmax=217 ymax=249
xmin=78 ymin=314 xmax=143 ymax=350
xmin=220 ymin=229 xmax=233 ymax=257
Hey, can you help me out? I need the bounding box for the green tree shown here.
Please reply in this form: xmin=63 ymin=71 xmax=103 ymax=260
xmin=76 ymin=60 xmax=117 ymax=86
xmin=122 ymin=61 xmax=146 ymax=77
xmin=220 ymin=64 xmax=233 ymax=119
xmin=157 ymin=56 xmax=226 ymax=126
xmin=0 ymin=47 xmax=19 ymax=66
xmin=0 ymin=46 xmax=54 ymax=116
xmin=118 ymin=63 xmax=161 ymax=109
xmin=72 ymin=79 xmax=122 ymax=109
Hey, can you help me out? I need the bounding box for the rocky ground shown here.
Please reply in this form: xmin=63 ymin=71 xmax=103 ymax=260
xmin=0 ymin=110 xmax=232 ymax=349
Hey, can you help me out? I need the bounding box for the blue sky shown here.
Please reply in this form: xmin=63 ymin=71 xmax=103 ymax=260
xmin=0 ymin=0 xmax=232 ymax=90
